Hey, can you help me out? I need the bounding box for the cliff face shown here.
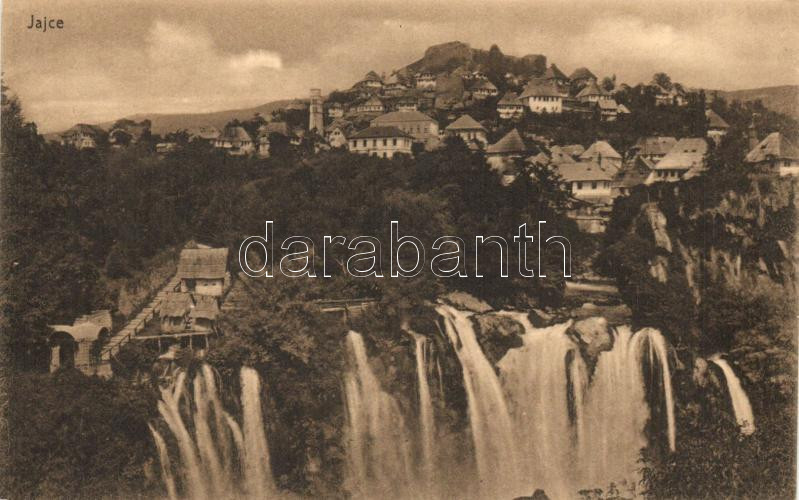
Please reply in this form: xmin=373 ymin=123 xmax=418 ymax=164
xmin=400 ymin=41 xmax=546 ymax=77
xmin=602 ymin=175 xmax=797 ymax=394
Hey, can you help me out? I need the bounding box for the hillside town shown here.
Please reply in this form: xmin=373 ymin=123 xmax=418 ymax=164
xmin=57 ymin=42 xmax=799 ymax=234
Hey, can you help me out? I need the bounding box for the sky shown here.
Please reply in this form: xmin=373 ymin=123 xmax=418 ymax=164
xmin=3 ymin=0 xmax=798 ymax=133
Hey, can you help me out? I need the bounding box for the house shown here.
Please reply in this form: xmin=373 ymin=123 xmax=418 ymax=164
xmin=415 ymin=71 xmax=436 ymax=89
xmin=576 ymin=80 xmax=611 ymax=103
xmin=485 ymin=129 xmax=529 ymax=171
xmin=628 ymin=136 xmax=677 ymax=163
xmin=190 ymin=295 xmax=220 ymax=332
xmin=160 ymin=292 xmax=195 ymax=333
xmin=647 ymin=137 xmax=709 ymax=183
xmin=596 ymin=99 xmax=620 ymax=121
xmin=396 ymin=96 xmax=419 ymax=112
xmin=525 ymin=151 xmax=550 ymax=166
xmin=555 ymin=161 xmax=615 ymax=200
xmin=653 ymin=84 xmax=688 ymax=106
xmin=497 ymin=92 xmax=525 ymax=119
xmin=371 ymin=110 xmax=439 ymax=149
xmin=445 ymin=114 xmax=487 ymax=147
xmin=613 ymin=156 xmax=656 ymax=196
xmin=177 ymin=247 xmax=229 ymax=297
xmin=706 ymin=109 xmax=730 ymax=145
xmin=569 ymin=67 xmax=597 ymax=87
xmin=580 ymin=141 xmax=623 ymax=171
xmin=60 ymin=124 xmax=104 ymax=149
xmin=327 ymin=102 xmax=345 ymax=118
xmin=214 ymin=126 xmax=254 ymax=156
xmin=471 ymin=80 xmax=498 ymax=99
xmin=325 ymin=119 xmax=356 ymax=149
xmin=744 ymin=132 xmax=799 ymax=176
xmin=543 ymin=64 xmax=569 ymax=86
xmin=156 ymin=142 xmax=178 ymax=155
xmin=356 ymin=96 xmax=385 ymax=114
xmin=383 ymin=74 xmax=408 ymax=96
xmin=617 ymin=103 xmax=631 ymax=116
xmin=354 ymin=70 xmax=383 ymax=92
xmin=348 ymin=126 xmax=413 ymax=158
xmin=187 ymin=125 xmax=221 ymax=144
xmin=520 ymin=79 xmax=566 ymax=114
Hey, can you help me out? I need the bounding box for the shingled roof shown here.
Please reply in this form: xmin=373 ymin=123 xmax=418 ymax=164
xmin=706 ymin=109 xmax=730 ymax=130
xmin=580 ymin=141 xmax=622 ymax=160
xmin=520 ymin=79 xmax=566 ymax=98
xmin=656 ymin=138 xmax=708 ymax=170
xmin=631 ymin=136 xmax=677 ymax=157
xmin=372 ymin=110 xmax=436 ymax=125
xmin=556 ymin=161 xmax=615 ymax=182
xmin=569 ymin=67 xmax=596 ymax=81
xmin=161 ymin=292 xmax=194 ymax=318
xmin=577 ymin=80 xmax=605 ymax=98
xmin=445 ymin=114 xmax=486 ymax=131
xmin=745 ymin=132 xmax=799 ymax=163
xmin=498 ymin=91 xmax=523 ymax=106
xmin=190 ymin=295 xmax=220 ymax=321
xmin=177 ymin=248 xmax=229 ymax=280
xmin=471 ymin=80 xmax=498 ymax=91
xmin=220 ymin=126 xmax=252 ymax=142
xmin=544 ymin=64 xmax=568 ymax=81
xmin=549 ymin=145 xmax=578 ymax=164
xmin=486 ymin=129 xmax=528 ymax=154
xmin=350 ymin=126 xmax=412 ymax=139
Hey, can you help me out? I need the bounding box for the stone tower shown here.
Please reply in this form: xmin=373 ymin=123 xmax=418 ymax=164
xmin=309 ymin=88 xmax=324 ymax=134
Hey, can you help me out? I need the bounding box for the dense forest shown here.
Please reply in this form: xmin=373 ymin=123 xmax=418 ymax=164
xmin=1 ymin=79 xmax=797 ymax=499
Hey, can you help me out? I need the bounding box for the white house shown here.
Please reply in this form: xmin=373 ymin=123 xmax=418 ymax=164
xmin=415 ymin=71 xmax=436 ymax=89
xmin=214 ymin=126 xmax=254 ymax=156
xmin=745 ymin=132 xmax=799 ymax=176
xmin=348 ymin=126 xmax=413 ymax=158
xmin=556 ymin=161 xmax=615 ymax=200
xmin=177 ymin=247 xmax=229 ymax=297
xmin=520 ymin=79 xmax=566 ymax=114
xmin=60 ymin=124 xmax=104 ymax=150
xmin=485 ymin=129 xmax=528 ymax=171
xmin=356 ymin=96 xmax=385 ymax=114
xmin=580 ymin=141 xmax=623 ymax=171
xmin=371 ymin=110 xmax=439 ymax=150
xmin=647 ymin=137 xmax=708 ymax=183
xmin=497 ymin=92 xmax=525 ymax=119
xmin=706 ymin=109 xmax=730 ymax=145
xmin=444 ymin=114 xmax=487 ymax=147
xmin=471 ymin=79 xmax=498 ymax=99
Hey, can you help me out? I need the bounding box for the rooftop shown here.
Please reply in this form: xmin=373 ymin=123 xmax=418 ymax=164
xmin=177 ymin=247 xmax=229 ymax=280
xmin=350 ymin=125 xmax=413 ymax=139
xmin=445 ymin=114 xmax=486 ymax=131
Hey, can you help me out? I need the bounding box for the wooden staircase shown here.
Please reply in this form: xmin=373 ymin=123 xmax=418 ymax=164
xmin=95 ymin=275 xmax=182 ymax=375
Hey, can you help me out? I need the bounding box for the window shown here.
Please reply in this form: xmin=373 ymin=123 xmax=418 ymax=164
xmin=393 ymin=139 xmax=397 ymax=146
xmin=362 ymin=140 xmax=367 ymax=147
xmin=785 ymin=160 xmax=792 ymax=167
xmin=577 ymin=182 xmax=583 ymax=190
xmin=591 ymin=182 xmax=598 ymax=189
xmin=383 ymin=139 xmax=387 ymax=146
xmin=372 ymin=139 xmax=377 ymax=147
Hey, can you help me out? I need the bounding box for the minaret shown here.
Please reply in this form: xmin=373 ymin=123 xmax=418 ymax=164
xmin=309 ymin=88 xmax=323 ymax=134
xmin=747 ymin=118 xmax=759 ymax=151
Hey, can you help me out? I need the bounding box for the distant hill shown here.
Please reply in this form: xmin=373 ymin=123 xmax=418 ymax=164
xmin=714 ymin=85 xmax=798 ymax=118
xmin=398 ymin=41 xmax=547 ymax=78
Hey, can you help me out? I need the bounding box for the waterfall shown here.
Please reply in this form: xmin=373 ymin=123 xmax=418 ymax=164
xmin=497 ymin=312 xmax=581 ymax=499
xmin=148 ymin=425 xmax=178 ymax=500
xmin=343 ymin=331 xmax=416 ymax=499
xmin=413 ymin=334 xmax=436 ymax=491
xmin=241 ymin=367 xmax=276 ymax=496
xmin=437 ymin=305 xmax=523 ymax=499
xmin=150 ymin=365 xmax=277 ymax=499
xmin=645 ymin=328 xmax=677 ymax=451
xmin=710 ymin=355 xmax=756 ymax=435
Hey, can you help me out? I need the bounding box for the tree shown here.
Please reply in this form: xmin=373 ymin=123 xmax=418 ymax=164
xmin=652 ymin=72 xmax=672 ymax=90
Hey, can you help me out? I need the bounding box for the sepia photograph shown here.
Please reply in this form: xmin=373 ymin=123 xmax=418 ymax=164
xmin=1 ymin=0 xmax=797 ymax=498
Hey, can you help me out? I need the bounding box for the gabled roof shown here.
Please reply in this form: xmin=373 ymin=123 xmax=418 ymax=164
xmin=520 ymin=79 xmax=566 ymax=98
xmin=597 ymin=99 xmax=618 ymax=110
xmin=361 ymin=96 xmax=384 ymax=107
xmin=486 ymin=129 xmax=527 ymax=154
xmin=471 ymin=80 xmax=497 ymax=91
xmin=745 ymin=132 xmax=799 ymax=163
xmin=526 ymin=151 xmax=550 ymax=165
xmin=556 ymin=161 xmax=614 ymax=182
xmin=614 ymin=156 xmax=655 ymax=189
xmin=63 ymin=123 xmax=104 ymax=137
xmin=188 ymin=125 xmax=221 ymax=140
xmin=190 ymin=295 xmax=219 ymax=321
xmin=569 ymin=67 xmax=596 ymax=81
xmin=544 ymin=64 xmax=568 ymax=80
xmin=580 ymin=140 xmax=622 ymax=160
xmin=161 ymin=292 xmax=194 ymax=318
xmin=577 ymin=80 xmax=605 ymax=98
xmin=498 ymin=91 xmax=523 ymax=106
xmin=325 ymin=119 xmax=356 ymax=135
xmin=656 ymin=138 xmax=708 ymax=170
xmin=372 ymin=110 xmax=436 ymax=125
xmin=349 ymin=126 xmax=412 ymax=139
xmin=177 ymin=248 xmax=229 ymax=280
xmin=445 ymin=114 xmax=486 ymax=131
xmin=706 ymin=109 xmax=729 ymax=129
xmin=617 ymin=103 xmax=631 ymax=114
xmin=549 ymin=145 xmax=577 ymax=164
xmin=363 ymin=70 xmax=382 ymax=82
xmin=220 ymin=126 xmax=252 ymax=142
xmin=631 ymin=136 xmax=677 ymax=157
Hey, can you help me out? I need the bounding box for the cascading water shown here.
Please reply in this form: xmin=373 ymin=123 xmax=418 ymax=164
xmin=497 ymin=312 xmax=581 ymax=499
xmin=437 ymin=305 xmax=524 ymax=499
xmin=576 ymin=326 xmax=676 ymax=491
xmin=413 ymin=334 xmax=436 ymax=492
xmin=710 ymin=355 xmax=756 ymax=435
xmin=149 ymin=365 xmax=276 ymax=499
xmin=343 ymin=331 xmax=416 ymax=499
